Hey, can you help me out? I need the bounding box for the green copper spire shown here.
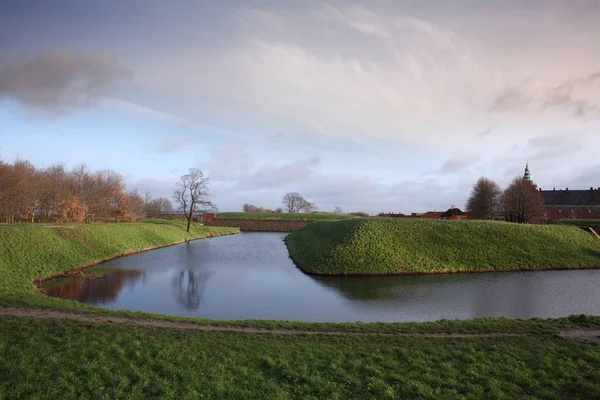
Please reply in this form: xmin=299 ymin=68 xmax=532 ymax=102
xmin=523 ymin=163 xmax=532 ymax=181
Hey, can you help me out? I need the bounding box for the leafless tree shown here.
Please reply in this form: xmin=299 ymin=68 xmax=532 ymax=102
xmin=242 ymin=203 xmax=257 ymax=212
xmin=146 ymin=197 xmax=173 ymax=218
xmin=503 ymin=177 xmax=545 ymax=223
xmin=174 ymin=168 xmax=216 ymax=232
xmin=302 ymin=201 xmax=318 ymax=213
xmin=466 ymin=177 xmax=503 ymax=220
xmin=333 ymin=206 xmax=343 ymax=214
xmin=282 ymin=192 xmax=316 ymax=213
xmin=282 ymin=192 xmax=305 ymax=213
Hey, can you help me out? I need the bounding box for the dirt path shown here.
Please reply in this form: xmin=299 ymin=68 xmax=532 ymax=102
xmin=0 ymin=307 xmax=518 ymax=338
xmin=1 ymin=307 xmax=597 ymax=341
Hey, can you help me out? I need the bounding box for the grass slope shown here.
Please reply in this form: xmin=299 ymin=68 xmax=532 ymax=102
xmin=217 ymin=212 xmax=360 ymax=221
xmin=552 ymin=219 xmax=600 ymax=228
xmin=0 ymin=220 xmax=238 ymax=306
xmin=286 ymin=218 xmax=600 ymax=275
xmin=1 ymin=317 xmax=599 ymax=399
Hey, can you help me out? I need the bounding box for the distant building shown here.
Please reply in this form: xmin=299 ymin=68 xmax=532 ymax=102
xmin=539 ymin=187 xmax=600 ymax=220
xmin=377 ymin=211 xmax=443 ymax=219
xmin=439 ymin=206 xmax=468 ymax=221
xmin=523 ymin=164 xmax=600 ymax=220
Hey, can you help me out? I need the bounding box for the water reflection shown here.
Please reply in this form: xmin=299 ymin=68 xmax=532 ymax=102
xmin=45 ymin=232 xmax=600 ymax=322
xmin=170 ymin=270 xmax=214 ymax=311
xmin=46 ymin=270 xmax=144 ymax=304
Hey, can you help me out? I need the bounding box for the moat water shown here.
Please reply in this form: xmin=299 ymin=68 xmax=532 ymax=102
xmin=45 ymin=232 xmax=600 ymax=322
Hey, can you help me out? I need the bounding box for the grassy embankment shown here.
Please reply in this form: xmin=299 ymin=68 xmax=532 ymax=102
xmin=286 ymin=218 xmax=600 ymax=275
xmin=0 ymin=220 xmax=238 ymax=309
xmin=552 ymin=219 xmax=600 ymax=228
xmin=1 ymin=317 xmax=600 ymax=399
xmin=217 ymin=212 xmax=360 ymax=221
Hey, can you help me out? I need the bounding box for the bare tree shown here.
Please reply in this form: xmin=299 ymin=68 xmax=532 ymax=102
xmin=174 ymin=168 xmax=215 ymax=232
xmin=242 ymin=203 xmax=257 ymax=212
xmin=302 ymin=200 xmax=318 ymax=213
xmin=503 ymin=177 xmax=545 ymax=223
xmin=333 ymin=206 xmax=343 ymax=214
xmin=466 ymin=177 xmax=503 ymax=220
xmin=146 ymin=197 xmax=173 ymax=218
xmin=282 ymin=192 xmax=305 ymax=213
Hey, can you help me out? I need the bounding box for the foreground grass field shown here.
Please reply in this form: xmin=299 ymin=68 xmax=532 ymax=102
xmin=217 ymin=212 xmax=360 ymax=221
xmin=286 ymin=218 xmax=600 ymax=275
xmin=1 ymin=317 xmax=599 ymax=399
xmin=0 ymin=220 xmax=238 ymax=308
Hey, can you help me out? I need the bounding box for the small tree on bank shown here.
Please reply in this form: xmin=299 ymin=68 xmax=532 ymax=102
xmin=466 ymin=177 xmax=503 ymax=220
xmin=174 ymin=168 xmax=216 ymax=232
xmin=503 ymin=177 xmax=545 ymax=223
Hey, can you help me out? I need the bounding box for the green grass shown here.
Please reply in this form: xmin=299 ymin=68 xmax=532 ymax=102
xmin=552 ymin=219 xmax=600 ymax=228
xmin=1 ymin=317 xmax=599 ymax=399
xmin=217 ymin=212 xmax=360 ymax=221
xmin=0 ymin=220 xmax=238 ymax=306
xmin=286 ymin=218 xmax=600 ymax=275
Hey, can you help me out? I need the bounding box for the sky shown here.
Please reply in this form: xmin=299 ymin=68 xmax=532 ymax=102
xmin=1 ymin=0 xmax=599 ymax=214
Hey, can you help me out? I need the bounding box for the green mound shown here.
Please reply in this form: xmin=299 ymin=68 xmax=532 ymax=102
xmin=285 ymin=218 xmax=600 ymax=275
xmin=217 ymin=212 xmax=360 ymax=221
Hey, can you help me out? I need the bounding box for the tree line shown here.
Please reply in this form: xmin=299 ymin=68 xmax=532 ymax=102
xmin=0 ymin=158 xmax=205 ymax=224
xmin=243 ymin=192 xmax=317 ymax=214
xmin=466 ymin=176 xmax=545 ymax=223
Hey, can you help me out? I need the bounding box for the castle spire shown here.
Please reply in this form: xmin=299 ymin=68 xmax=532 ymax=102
xmin=523 ymin=163 xmax=532 ymax=181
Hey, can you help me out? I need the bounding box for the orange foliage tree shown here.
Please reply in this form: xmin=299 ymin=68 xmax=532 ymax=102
xmin=56 ymin=197 xmax=88 ymax=223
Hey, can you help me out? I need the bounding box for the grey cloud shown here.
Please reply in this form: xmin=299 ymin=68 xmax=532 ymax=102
xmin=490 ymin=70 xmax=600 ymax=118
xmin=489 ymin=87 xmax=530 ymax=113
xmin=477 ymin=127 xmax=493 ymax=139
xmin=567 ymin=164 xmax=600 ymax=189
xmin=527 ymin=132 xmax=583 ymax=159
xmin=0 ymin=49 xmax=131 ymax=113
xmin=438 ymin=155 xmax=480 ymax=174
xmin=239 ymin=157 xmax=321 ymax=190
xmin=154 ymin=137 xmax=186 ymax=153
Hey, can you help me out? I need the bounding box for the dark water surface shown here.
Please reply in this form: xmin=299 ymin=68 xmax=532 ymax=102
xmin=46 ymin=232 xmax=600 ymax=322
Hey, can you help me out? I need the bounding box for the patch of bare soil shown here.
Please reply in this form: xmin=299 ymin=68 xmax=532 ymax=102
xmin=0 ymin=307 xmax=525 ymax=338
xmin=560 ymin=329 xmax=600 ymax=343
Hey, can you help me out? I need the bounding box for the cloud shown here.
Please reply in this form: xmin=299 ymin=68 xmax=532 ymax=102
xmin=243 ymin=157 xmax=321 ymax=189
xmin=0 ymin=49 xmax=131 ymax=114
xmin=438 ymin=155 xmax=480 ymax=174
xmin=154 ymin=137 xmax=186 ymax=153
xmin=477 ymin=127 xmax=493 ymax=139
xmin=490 ymin=70 xmax=600 ymax=118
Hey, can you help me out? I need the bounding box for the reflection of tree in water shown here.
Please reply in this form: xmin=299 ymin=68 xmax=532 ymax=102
xmin=46 ymin=270 xmax=144 ymax=304
xmin=170 ymin=270 xmax=214 ymax=311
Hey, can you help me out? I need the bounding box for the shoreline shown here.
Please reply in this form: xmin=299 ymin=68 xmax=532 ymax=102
xmin=34 ymin=230 xmax=239 ymax=293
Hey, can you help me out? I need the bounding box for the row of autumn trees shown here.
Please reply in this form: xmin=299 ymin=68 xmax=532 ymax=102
xmin=0 ymin=159 xmax=175 ymax=223
xmin=466 ymin=176 xmax=545 ymax=223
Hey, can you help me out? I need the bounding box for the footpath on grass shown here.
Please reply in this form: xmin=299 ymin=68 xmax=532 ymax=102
xmin=1 ymin=307 xmax=599 ymax=342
